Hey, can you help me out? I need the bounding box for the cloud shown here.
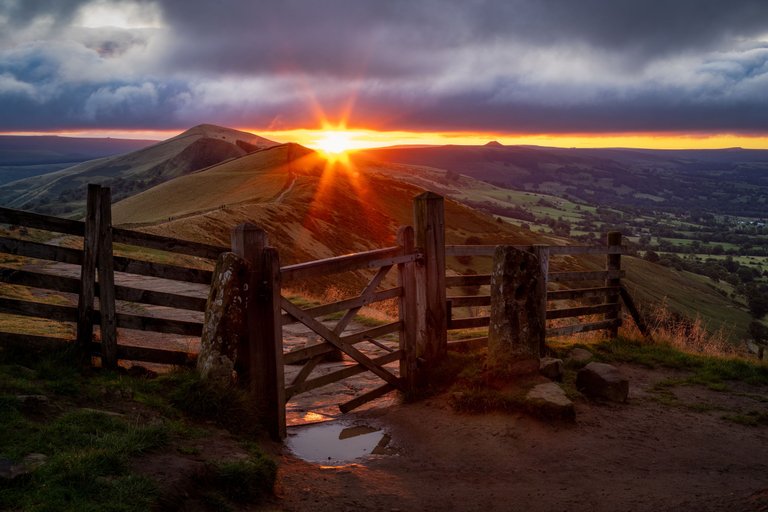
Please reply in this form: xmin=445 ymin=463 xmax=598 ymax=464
xmin=1 ymin=0 xmax=768 ymax=133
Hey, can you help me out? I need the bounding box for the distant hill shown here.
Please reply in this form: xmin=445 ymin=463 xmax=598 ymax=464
xmin=0 ymin=135 xmax=156 ymax=186
xmin=361 ymin=144 xmax=768 ymax=218
xmin=0 ymin=135 xmax=156 ymax=165
xmin=0 ymin=124 xmax=278 ymax=217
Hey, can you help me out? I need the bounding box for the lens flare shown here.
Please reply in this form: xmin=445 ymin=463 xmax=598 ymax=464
xmin=315 ymin=130 xmax=354 ymax=155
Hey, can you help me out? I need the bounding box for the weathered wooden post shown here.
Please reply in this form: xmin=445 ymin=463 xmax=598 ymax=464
xmin=413 ymin=192 xmax=447 ymax=363
xmin=487 ymin=246 xmax=545 ymax=374
xmin=231 ymin=223 xmax=286 ymax=440
xmin=96 ymin=186 xmax=118 ymax=369
xmin=605 ymin=232 xmax=622 ymax=338
xmin=77 ymin=184 xmax=100 ymax=359
xmin=397 ymin=225 xmax=418 ymax=394
xmin=532 ymin=244 xmax=550 ymax=355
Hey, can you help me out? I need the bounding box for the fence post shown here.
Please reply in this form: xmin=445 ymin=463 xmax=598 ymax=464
xmin=77 ymin=184 xmax=100 ymax=360
xmin=231 ymin=223 xmax=285 ymax=440
xmin=97 ymin=186 xmax=118 ymax=368
xmin=397 ymin=226 xmax=417 ymax=395
xmin=532 ymin=244 xmax=549 ymax=356
xmin=413 ymin=192 xmax=447 ymax=363
xmin=606 ymin=231 xmax=622 ymax=338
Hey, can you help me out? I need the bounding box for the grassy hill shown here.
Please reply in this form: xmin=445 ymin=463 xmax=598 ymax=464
xmin=361 ymin=144 xmax=768 ymax=217
xmin=112 ymin=144 xmax=544 ymax=294
xmin=0 ymin=135 xmax=156 ymax=186
xmin=0 ymin=124 xmax=278 ymax=217
xmin=110 ymin=142 xmax=754 ymax=342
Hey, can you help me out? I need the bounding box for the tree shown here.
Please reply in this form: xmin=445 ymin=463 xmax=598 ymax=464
xmin=747 ymin=285 xmax=768 ymax=319
xmin=643 ymin=250 xmax=660 ymax=263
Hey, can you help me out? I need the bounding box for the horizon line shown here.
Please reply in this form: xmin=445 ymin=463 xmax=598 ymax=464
xmin=3 ymin=126 xmax=768 ymax=151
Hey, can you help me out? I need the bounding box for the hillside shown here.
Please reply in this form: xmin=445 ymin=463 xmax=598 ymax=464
xmin=0 ymin=124 xmax=278 ymax=217
xmin=112 ymin=143 xmax=548 ymax=296
xmin=111 ymin=142 xmax=753 ymax=340
xmin=0 ymin=135 xmax=155 ymax=166
xmin=0 ymin=135 xmax=156 ymax=186
xmin=361 ymin=144 xmax=768 ymax=217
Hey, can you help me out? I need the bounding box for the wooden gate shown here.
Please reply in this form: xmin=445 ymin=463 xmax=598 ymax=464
xmin=280 ymin=225 xmax=419 ymax=414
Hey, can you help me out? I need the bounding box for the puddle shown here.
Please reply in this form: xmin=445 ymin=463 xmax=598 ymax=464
xmin=286 ymin=422 xmax=393 ymax=465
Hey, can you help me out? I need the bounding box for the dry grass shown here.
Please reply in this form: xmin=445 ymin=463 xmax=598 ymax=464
xmin=283 ymin=285 xmax=399 ymax=324
xmin=621 ymin=298 xmax=738 ymax=358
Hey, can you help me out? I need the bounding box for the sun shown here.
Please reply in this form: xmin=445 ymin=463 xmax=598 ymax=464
xmin=315 ymin=130 xmax=354 ymax=155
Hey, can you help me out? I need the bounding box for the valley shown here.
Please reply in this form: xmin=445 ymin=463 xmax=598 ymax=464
xmin=0 ymin=126 xmax=765 ymax=347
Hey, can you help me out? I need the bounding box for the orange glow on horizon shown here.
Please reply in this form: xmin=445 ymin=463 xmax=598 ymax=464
xmin=255 ymin=128 xmax=768 ymax=151
xmin=4 ymin=127 xmax=768 ymax=150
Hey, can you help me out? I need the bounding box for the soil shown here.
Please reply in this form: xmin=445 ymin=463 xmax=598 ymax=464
xmin=266 ymin=363 xmax=768 ymax=512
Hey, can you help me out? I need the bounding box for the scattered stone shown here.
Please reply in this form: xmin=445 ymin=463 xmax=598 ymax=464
xmin=525 ymin=382 xmax=575 ymax=420
xmin=0 ymin=453 xmax=48 ymax=480
xmin=15 ymin=394 xmax=48 ymax=405
xmin=198 ymin=252 xmax=249 ymax=386
xmin=15 ymin=395 xmax=52 ymax=418
xmin=576 ymin=362 xmax=629 ymax=403
xmin=22 ymin=454 xmax=47 ymax=471
xmin=539 ymin=357 xmax=564 ymax=381
xmin=79 ymin=407 xmax=125 ymax=417
xmin=567 ymin=348 xmax=593 ymax=364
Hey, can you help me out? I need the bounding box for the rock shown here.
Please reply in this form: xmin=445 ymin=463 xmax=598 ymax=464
xmin=567 ymin=347 xmax=593 ymax=364
xmin=487 ymin=246 xmax=545 ymax=371
xmin=525 ymin=382 xmax=575 ymax=420
xmin=0 ymin=453 xmax=48 ymax=480
xmin=505 ymin=357 xmax=541 ymax=376
xmin=15 ymin=395 xmax=51 ymax=417
xmin=576 ymin=362 xmax=629 ymax=402
xmin=539 ymin=357 xmax=563 ymax=381
xmin=15 ymin=394 xmax=48 ymax=405
xmin=198 ymin=252 xmax=249 ymax=386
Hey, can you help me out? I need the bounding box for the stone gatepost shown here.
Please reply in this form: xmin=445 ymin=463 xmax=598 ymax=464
xmin=487 ymin=246 xmax=545 ymax=374
xmin=197 ymin=252 xmax=248 ymax=386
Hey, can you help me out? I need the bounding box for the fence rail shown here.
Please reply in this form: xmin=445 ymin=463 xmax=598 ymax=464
xmin=446 ymin=235 xmax=627 ymax=344
xmin=0 ymin=184 xmax=219 ymax=368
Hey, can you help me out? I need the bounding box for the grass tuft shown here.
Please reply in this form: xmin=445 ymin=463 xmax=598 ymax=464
xmin=159 ymin=369 xmax=263 ymax=435
xmin=210 ymin=454 xmax=277 ymax=504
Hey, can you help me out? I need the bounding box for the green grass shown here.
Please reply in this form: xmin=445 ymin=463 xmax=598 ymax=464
xmin=721 ymin=410 xmax=768 ymax=426
xmin=0 ymin=404 xmax=166 ymax=511
xmin=0 ymin=348 xmax=277 ymax=511
xmin=592 ymin=337 xmax=768 ymax=388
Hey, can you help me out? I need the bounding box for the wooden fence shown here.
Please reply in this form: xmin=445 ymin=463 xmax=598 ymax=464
xmin=443 ymin=235 xmax=627 ymax=351
xmin=0 ymin=186 xmax=641 ymax=438
xmin=0 ymin=183 xmax=226 ymax=368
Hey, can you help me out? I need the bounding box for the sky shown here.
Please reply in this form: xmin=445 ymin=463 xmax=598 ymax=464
xmin=2 ymin=0 xmax=768 ymax=149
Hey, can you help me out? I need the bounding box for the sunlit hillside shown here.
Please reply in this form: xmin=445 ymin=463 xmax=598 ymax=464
xmin=110 ymin=141 xmax=754 ymax=340
xmin=113 ymin=144 xmax=542 ymax=262
xmin=0 ymin=124 xmax=278 ymax=217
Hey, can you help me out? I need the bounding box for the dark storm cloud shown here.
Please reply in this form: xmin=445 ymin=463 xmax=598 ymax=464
xmin=2 ymin=0 xmax=768 ymax=133
xmin=155 ymin=0 xmax=768 ymax=76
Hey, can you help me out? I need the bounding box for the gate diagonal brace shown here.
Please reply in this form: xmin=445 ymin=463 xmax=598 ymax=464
xmin=280 ymin=297 xmax=403 ymax=390
xmin=332 ymin=264 xmax=392 ymax=336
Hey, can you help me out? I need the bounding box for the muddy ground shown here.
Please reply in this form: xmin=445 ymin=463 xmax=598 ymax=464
xmin=269 ymin=364 xmax=768 ymax=512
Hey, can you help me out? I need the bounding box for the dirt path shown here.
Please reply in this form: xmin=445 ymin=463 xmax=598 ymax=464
xmin=269 ymin=364 xmax=768 ymax=512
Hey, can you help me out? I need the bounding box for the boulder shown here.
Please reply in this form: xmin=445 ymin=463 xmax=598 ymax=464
xmin=567 ymin=347 xmax=593 ymax=364
xmin=0 ymin=453 xmax=48 ymax=480
xmin=576 ymin=362 xmax=629 ymax=402
xmin=539 ymin=357 xmax=563 ymax=381
xmin=525 ymin=382 xmax=575 ymax=420
xmin=197 ymin=252 xmax=249 ymax=386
